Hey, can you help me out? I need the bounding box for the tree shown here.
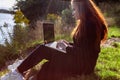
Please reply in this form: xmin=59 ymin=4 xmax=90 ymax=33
xmin=61 ymin=8 xmax=75 ymax=26
xmin=15 ymin=0 xmax=70 ymax=26
xmin=94 ymin=0 xmax=120 ymax=5
xmin=14 ymin=10 xmax=29 ymax=25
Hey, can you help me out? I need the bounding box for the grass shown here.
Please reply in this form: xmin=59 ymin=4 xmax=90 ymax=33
xmin=95 ymin=26 xmax=120 ymax=80
xmin=108 ymin=26 xmax=120 ymax=38
xmin=96 ymin=44 xmax=120 ymax=80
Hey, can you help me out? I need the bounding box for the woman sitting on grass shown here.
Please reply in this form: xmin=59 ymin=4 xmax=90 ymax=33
xmin=1 ymin=0 xmax=108 ymax=80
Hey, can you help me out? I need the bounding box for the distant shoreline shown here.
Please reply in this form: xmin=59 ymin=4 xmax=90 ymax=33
xmin=0 ymin=9 xmax=15 ymax=14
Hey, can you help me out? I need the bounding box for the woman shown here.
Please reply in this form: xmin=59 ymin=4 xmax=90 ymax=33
xmin=1 ymin=0 xmax=108 ymax=80
xmin=68 ymin=0 xmax=108 ymax=75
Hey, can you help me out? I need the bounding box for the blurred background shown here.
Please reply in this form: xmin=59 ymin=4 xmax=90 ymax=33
xmin=0 ymin=0 xmax=120 ymax=79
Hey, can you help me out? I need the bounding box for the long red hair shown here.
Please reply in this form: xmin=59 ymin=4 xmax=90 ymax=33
xmin=71 ymin=0 xmax=108 ymax=44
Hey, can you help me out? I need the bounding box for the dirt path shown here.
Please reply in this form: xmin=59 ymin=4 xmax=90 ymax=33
xmin=102 ymin=37 xmax=120 ymax=47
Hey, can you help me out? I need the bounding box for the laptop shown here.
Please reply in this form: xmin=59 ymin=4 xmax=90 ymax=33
xmin=43 ymin=22 xmax=66 ymax=53
xmin=43 ymin=22 xmax=55 ymax=44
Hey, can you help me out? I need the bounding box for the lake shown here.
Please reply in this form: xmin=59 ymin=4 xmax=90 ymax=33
xmin=0 ymin=13 xmax=14 ymax=44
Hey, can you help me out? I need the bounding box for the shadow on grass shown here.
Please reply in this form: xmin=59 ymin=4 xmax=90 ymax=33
xmin=64 ymin=73 xmax=120 ymax=80
xmin=101 ymin=76 xmax=120 ymax=80
xmin=62 ymin=73 xmax=100 ymax=80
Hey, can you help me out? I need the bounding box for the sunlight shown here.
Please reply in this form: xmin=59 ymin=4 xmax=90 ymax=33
xmin=0 ymin=0 xmax=16 ymax=9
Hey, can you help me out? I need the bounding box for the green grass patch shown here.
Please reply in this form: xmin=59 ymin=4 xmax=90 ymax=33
xmin=108 ymin=26 xmax=120 ymax=38
xmin=96 ymin=43 xmax=120 ymax=80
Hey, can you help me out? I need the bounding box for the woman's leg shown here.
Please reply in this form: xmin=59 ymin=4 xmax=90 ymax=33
xmin=37 ymin=51 xmax=74 ymax=80
xmin=17 ymin=44 xmax=66 ymax=74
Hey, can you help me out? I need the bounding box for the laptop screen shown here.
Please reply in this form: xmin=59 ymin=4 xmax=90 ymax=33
xmin=43 ymin=22 xmax=55 ymax=43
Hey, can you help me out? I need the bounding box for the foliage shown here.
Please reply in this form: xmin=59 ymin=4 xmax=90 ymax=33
xmin=98 ymin=2 xmax=120 ymax=26
xmin=55 ymin=34 xmax=72 ymax=42
xmin=96 ymin=44 xmax=120 ymax=80
xmin=47 ymin=14 xmax=59 ymax=23
xmin=94 ymin=0 xmax=120 ymax=5
xmin=0 ymin=45 xmax=6 ymax=68
xmin=61 ymin=8 xmax=75 ymax=27
xmin=108 ymin=26 xmax=120 ymax=38
xmin=0 ymin=10 xmax=30 ymax=68
xmin=115 ymin=17 xmax=120 ymax=26
xmin=46 ymin=13 xmax=75 ymax=36
xmin=14 ymin=10 xmax=29 ymax=25
xmin=0 ymin=69 xmax=8 ymax=77
xmin=11 ymin=9 xmax=30 ymax=55
xmin=15 ymin=0 xmax=70 ymax=22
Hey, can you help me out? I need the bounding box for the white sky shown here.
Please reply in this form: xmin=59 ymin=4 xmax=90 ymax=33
xmin=0 ymin=0 xmax=16 ymax=9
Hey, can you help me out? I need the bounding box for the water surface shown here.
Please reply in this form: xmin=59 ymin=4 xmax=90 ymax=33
xmin=0 ymin=13 xmax=14 ymax=44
